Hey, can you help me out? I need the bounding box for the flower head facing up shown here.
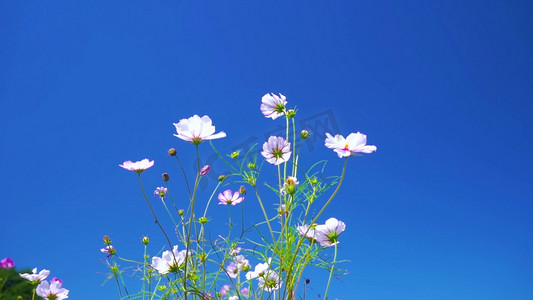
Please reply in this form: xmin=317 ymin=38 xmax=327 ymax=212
xmin=325 ymin=132 xmax=377 ymax=158
xmin=217 ymin=189 xmax=244 ymax=206
xmin=154 ymin=187 xmax=168 ymax=200
xmin=261 ymin=136 xmax=291 ymax=165
xmin=36 ymin=280 xmax=69 ymax=300
xmin=315 ymin=218 xmax=346 ymax=247
xmin=1 ymin=258 xmax=14 ymax=269
xmin=119 ymin=159 xmax=154 ymax=174
xmin=260 ymin=93 xmax=287 ymax=120
xmin=173 ymin=115 xmax=226 ymax=145
xmin=151 ymin=245 xmax=189 ymax=274
xmin=20 ymin=268 xmax=50 ymax=283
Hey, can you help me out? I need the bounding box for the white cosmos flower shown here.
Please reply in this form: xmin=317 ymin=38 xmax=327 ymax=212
xmin=151 ymin=245 xmax=189 ymax=274
xmin=119 ymin=159 xmax=154 ymax=174
xmin=296 ymin=224 xmax=317 ymax=240
xmin=258 ymin=270 xmax=283 ymax=292
xmin=325 ymin=132 xmax=377 ymax=158
xmin=20 ymin=268 xmax=50 ymax=282
xmin=314 ymin=218 xmax=346 ymax=247
xmin=245 ymin=259 xmax=272 ymax=280
xmin=261 ymin=136 xmax=291 ymax=165
xmin=260 ymin=93 xmax=287 ymax=120
xmin=173 ymin=115 xmax=226 ymax=145
xmin=36 ymin=280 xmax=69 ymax=300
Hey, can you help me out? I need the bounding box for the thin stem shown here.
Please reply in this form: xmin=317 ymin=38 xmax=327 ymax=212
xmin=324 ymin=243 xmax=338 ymax=300
xmin=252 ymin=185 xmax=275 ymax=241
xmin=175 ymin=155 xmax=192 ymax=198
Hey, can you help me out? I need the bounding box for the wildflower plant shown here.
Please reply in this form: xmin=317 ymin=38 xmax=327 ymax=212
xmin=102 ymin=93 xmax=376 ymax=299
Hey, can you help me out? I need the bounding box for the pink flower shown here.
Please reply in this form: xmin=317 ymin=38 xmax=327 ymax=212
xmin=36 ymin=280 xmax=69 ymax=300
xmin=261 ymin=136 xmax=291 ymax=165
xmin=200 ymin=165 xmax=211 ymax=176
xmin=219 ymin=284 xmax=231 ymax=296
xmin=325 ymin=132 xmax=377 ymax=158
xmin=51 ymin=277 xmax=63 ymax=284
xmin=217 ymin=189 xmax=244 ymax=206
xmin=226 ymin=262 xmax=239 ymax=278
xmin=260 ymin=93 xmax=287 ymax=120
xmin=230 ymin=247 xmax=242 ymax=256
xmin=100 ymin=245 xmax=116 ymax=257
xmin=0 ymin=258 xmax=14 ymax=269
xmin=119 ymin=159 xmax=154 ymax=173
xmin=296 ymin=224 xmax=317 ymax=240
xmin=154 ymin=187 xmax=168 ymax=200
xmin=20 ymin=268 xmax=50 ymax=282
xmin=240 ymin=287 xmax=250 ymax=298
xmin=314 ymin=218 xmax=346 ymax=247
xmin=173 ymin=115 xmax=226 ymax=145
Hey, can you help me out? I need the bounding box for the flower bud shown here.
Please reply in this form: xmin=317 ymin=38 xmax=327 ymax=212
xmin=305 ymin=278 xmax=310 ymax=284
xmin=198 ymin=217 xmax=208 ymax=224
xmin=142 ymin=236 xmax=150 ymax=245
xmin=198 ymin=252 xmax=207 ymax=263
xmin=309 ymin=177 xmax=318 ymax=185
xmin=168 ymin=148 xmax=177 ymax=156
xmin=229 ymin=150 xmax=240 ymax=159
xmin=200 ymin=165 xmax=211 ymax=176
xmin=162 ymin=173 xmax=170 ymax=182
xmin=110 ymin=265 xmax=119 ymax=273
xmin=239 ymin=185 xmax=246 ymax=195
xmin=300 ymin=130 xmax=309 ymax=139
xmin=218 ymin=175 xmax=226 ymax=182
xmin=247 ymin=162 xmax=256 ymax=169
xmin=103 ymin=235 xmax=112 ymax=245
xmin=178 ymin=209 xmax=184 ymax=216
xmin=284 ymin=176 xmax=299 ymax=194
xmin=286 ymin=109 xmax=296 ymax=118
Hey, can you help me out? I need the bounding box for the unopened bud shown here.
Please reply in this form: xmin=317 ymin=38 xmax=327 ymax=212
xmin=218 ymin=175 xmax=226 ymax=182
xmin=178 ymin=209 xmax=184 ymax=216
xmin=300 ymin=130 xmax=309 ymax=139
xmin=200 ymin=165 xmax=211 ymax=176
xmin=142 ymin=236 xmax=150 ymax=245
xmin=103 ymin=235 xmax=112 ymax=245
xmin=239 ymin=185 xmax=246 ymax=195
xmin=199 ymin=217 xmax=208 ymax=224
xmin=110 ymin=265 xmax=119 ymax=273
xmin=309 ymin=177 xmax=318 ymax=185
xmin=247 ymin=162 xmax=256 ymax=169
xmin=162 ymin=173 xmax=169 ymax=182
xmin=286 ymin=109 xmax=296 ymax=118
xmin=229 ymin=150 xmax=240 ymax=159
xmin=199 ymin=252 xmax=207 ymax=263
xmin=168 ymin=148 xmax=177 ymax=156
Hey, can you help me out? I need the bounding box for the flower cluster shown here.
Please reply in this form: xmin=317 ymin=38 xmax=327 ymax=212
xmin=20 ymin=267 xmax=69 ymax=299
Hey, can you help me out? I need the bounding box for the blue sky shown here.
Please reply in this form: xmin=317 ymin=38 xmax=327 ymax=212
xmin=1 ymin=1 xmax=532 ymax=299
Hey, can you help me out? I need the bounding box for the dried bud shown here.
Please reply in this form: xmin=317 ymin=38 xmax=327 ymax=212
xmin=142 ymin=236 xmax=150 ymax=245
xmin=286 ymin=109 xmax=296 ymax=118
xmin=168 ymin=148 xmax=177 ymax=156
xmin=305 ymin=278 xmax=310 ymax=284
xmin=178 ymin=209 xmax=185 ymax=216
xmin=218 ymin=175 xmax=226 ymax=182
xmin=239 ymin=185 xmax=246 ymax=195
xmin=162 ymin=173 xmax=170 ymax=182
xmin=199 ymin=217 xmax=208 ymax=224
xmin=103 ymin=235 xmax=112 ymax=245
xmin=300 ymin=130 xmax=309 ymax=139
xmin=200 ymin=165 xmax=211 ymax=176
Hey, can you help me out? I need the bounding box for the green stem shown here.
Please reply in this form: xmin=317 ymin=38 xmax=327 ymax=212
xmin=324 ymin=243 xmax=338 ymax=300
xmin=175 ymin=154 xmax=192 ymax=198
xmin=252 ymin=185 xmax=275 ymax=241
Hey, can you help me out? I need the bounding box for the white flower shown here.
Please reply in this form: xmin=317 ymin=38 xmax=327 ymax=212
xmin=325 ymin=132 xmax=377 ymax=158
xmin=20 ymin=268 xmax=50 ymax=282
xmin=226 ymin=262 xmax=239 ymax=278
xmin=233 ymin=255 xmax=251 ymax=272
xmin=281 ymin=176 xmax=299 ymax=195
xmin=296 ymin=224 xmax=317 ymax=240
xmin=119 ymin=159 xmax=154 ymax=173
xmin=151 ymin=245 xmax=189 ymax=274
xmin=261 ymin=136 xmax=291 ymax=165
xmin=314 ymin=218 xmax=346 ymax=247
xmin=260 ymin=93 xmax=287 ymax=120
xmin=245 ymin=259 xmax=271 ymax=280
xmin=36 ymin=280 xmax=69 ymax=300
xmin=173 ymin=115 xmax=226 ymax=145
xmin=229 ymin=296 xmax=239 ymax=300
xmin=218 ymin=189 xmax=244 ymax=206
xmin=258 ymin=270 xmax=283 ymax=292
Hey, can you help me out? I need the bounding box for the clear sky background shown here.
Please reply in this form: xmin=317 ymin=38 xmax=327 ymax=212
xmin=1 ymin=1 xmax=532 ymax=299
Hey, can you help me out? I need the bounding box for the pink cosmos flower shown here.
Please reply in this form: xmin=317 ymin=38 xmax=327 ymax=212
xmin=154 ymin=187 xmax=168 ymax=200
xmin=119 ymin=159 xmax=154 ymax=173
xmin=325 ymin=132 xmax=377 ymax=158
xmin=240 ymin=287 xmax=250 ymax=298
xmin=260 ymin=93 xmax=287 ymax=120
xmin=219 ymin=284 xmax=231 ymax=296
xmin=230 ymin=247 xmax=242 ymax=256
xmin=151 ymin=245 xmax=189 ymax=274
xmin=20 ymin=268 xmax=50 ymax=282
xmin=296 ymin=224 xmax=317 ymax=240
xmin=100 ymin=245 xmax=116 ymax=257
xmin=200 ymin=165 xmax=211 ymax=176
xmin=226 ymin=261 xmax=239 ymax=278
xmin=51 ymin=277 xmax=63 ymax=284
xmin=36 ymin=280 xmax=69 ymax=300
xmin=233 ymin=255 xmax=251 ymax=272
xmin=173 ymin=115 xmax=226 ymax=145
xmin=0 ymin=258 xmax=14 ymax=269
xmin=261 ymin=136 xmax=291 ymax=165
xmin=314 ymin=218 xmax=346 ymax=247
xmin=217 ymin=189 xmax=244 ymax=206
